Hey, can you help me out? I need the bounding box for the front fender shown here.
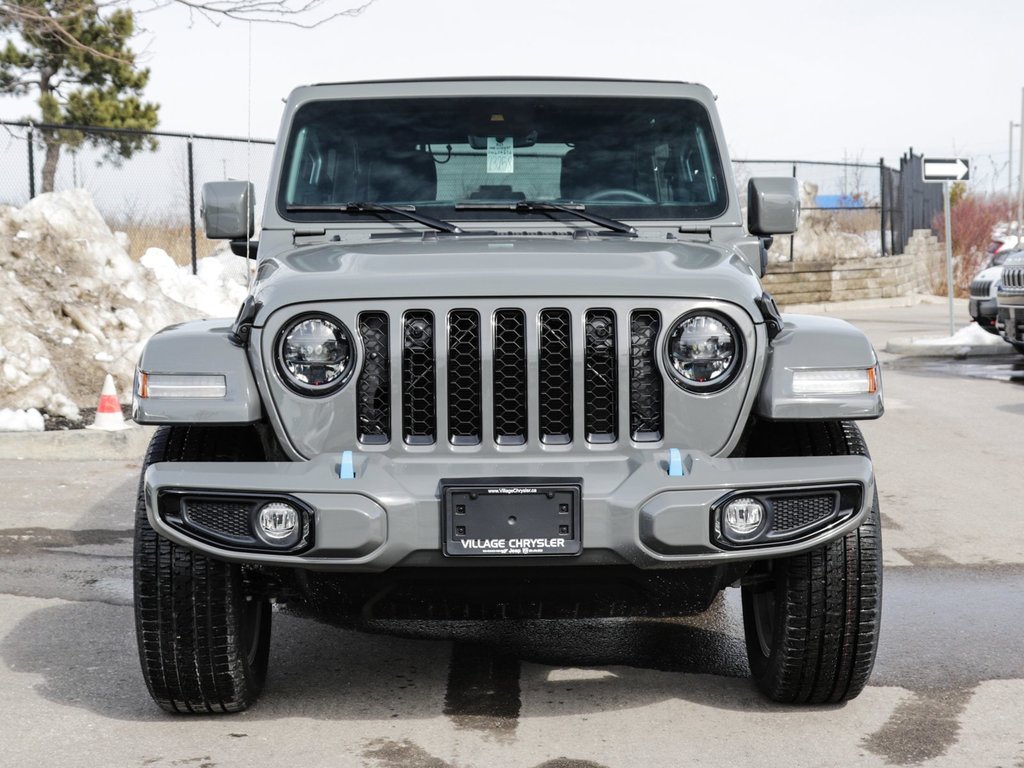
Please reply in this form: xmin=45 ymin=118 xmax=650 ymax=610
xmin=755 ymin=314 xmax=883 ymax=421
xmin=133 ymin=319 xmax=263 ymax=424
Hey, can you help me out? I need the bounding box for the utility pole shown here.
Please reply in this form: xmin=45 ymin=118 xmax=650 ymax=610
xmin=1012 ymin=120 xmax=1019 ymax=208
xmin=1018 ymin=87 xmax=1024 ymax=237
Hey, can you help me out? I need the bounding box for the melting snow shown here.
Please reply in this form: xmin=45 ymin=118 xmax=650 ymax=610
xmin=0 ymin=190 xmax=250 ymax=429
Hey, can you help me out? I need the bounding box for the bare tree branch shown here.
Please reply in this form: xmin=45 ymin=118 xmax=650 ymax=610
xmin=0 ymin=0 xmax=379 ymax=60
xmin=138 ymin=0 xmax=378 ymax=29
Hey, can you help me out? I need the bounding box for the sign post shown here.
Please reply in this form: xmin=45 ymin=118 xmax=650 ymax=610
xmin=923 ymin=157 xmax=970 ymax=337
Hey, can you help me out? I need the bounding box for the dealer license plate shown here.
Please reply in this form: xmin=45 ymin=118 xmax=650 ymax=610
xmin=441 ymin=478 xmax=582 ymax=556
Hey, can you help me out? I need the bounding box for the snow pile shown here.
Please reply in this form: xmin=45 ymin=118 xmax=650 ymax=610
xmin=768 ymin=181 xmax=876 ymax=262
xmin=0 ymin=190 xmax=250 ymax=426
xmin=0 ymin=407 xmax=45 ymax=432
xmin=910 ymin=323 xmax=1009 ymax=347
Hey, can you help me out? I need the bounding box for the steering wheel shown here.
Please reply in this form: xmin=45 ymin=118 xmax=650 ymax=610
xmin=585 ymin=188 xmax=655 ymax=203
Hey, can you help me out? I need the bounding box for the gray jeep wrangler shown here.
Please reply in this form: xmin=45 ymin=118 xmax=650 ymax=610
xmin=131 ymin=78 xmax=884 ymax=713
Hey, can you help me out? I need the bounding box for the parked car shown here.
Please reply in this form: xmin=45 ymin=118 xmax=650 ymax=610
xmin=987 ymin=234 xmax=1020 ymax=260
xmin=996 ymin=249 xmax=1024 ymax=354
xmin=131 ymin=78 xmax=885 ymax=713
xmin=969 ymin=260 xmax=1011 ymax=335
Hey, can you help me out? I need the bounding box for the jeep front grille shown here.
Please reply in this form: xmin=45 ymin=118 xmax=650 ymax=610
xmin=355 ymin=307 xmax=665 ymax=448
xmin=1002 ymin=264 xmax=1024 ymax=291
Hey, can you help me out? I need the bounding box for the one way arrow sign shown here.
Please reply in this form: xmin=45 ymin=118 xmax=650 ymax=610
xmin=923 ymin=157 xmax=970 ymax=182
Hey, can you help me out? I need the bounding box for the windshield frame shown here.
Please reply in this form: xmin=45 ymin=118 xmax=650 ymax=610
xmin=275 ymin=93 xmax=732 ymax=228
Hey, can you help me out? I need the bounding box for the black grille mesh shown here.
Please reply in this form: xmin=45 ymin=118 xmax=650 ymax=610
xmin=493 ymin=309 xmax=528 ymax=445
xmin=629 ymin=310 xmax=663 ymax=441
xmin=357 ymin=312 xmax=390 ymax=444
xmin=183 ymin=499 xmax=252 ymax=539
xmin=539 ymin=309 xmax=573 ymax=444
xmin=584 ymin=309 xmax=618 ymax=443
xmin=771 ymin=494 xmax=838 ymax=533
xmin=447 ymin=310 xmax=482 ymax=445
xmin=402 ymin=310 xmax=436 ymax=444
xmin=351 ymin=305 xmax=682 ymax=447
xmin=969 ymin=279 xmax=992 ymax=298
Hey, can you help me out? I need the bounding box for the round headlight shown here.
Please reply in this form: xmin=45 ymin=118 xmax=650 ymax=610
xmin=665 ymin=312 xmax=740 ymax=391
xmin=276 ymin=314 xmax=354 ymax=395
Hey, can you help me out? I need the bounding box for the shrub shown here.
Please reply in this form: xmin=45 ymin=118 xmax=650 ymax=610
xmin=931 ymin=194 xmax=1010 ymax=297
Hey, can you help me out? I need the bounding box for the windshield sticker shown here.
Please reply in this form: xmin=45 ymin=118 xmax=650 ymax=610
xmin=487 ymin=136 xmax=514 ymax=174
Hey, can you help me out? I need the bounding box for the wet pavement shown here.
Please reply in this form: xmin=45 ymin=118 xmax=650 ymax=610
xmin=2 ymin=523 xmax=1023 ymax=767
xmin=888 ymin=353 xmax=1024 ymax=385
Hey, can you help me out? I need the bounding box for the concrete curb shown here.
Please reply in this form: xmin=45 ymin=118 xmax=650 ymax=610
xmin=0 ymin=424 xmax=155 ymax=461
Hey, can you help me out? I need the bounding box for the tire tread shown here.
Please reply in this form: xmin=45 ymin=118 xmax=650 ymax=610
xmin=742 ymin=419 xmax=882 ymax=704
xmin=133 ymin=425 xmax=269 ymax=714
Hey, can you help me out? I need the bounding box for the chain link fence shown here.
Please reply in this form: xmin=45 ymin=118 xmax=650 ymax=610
xmin=733 ymin=158 xmax=891 ymax=260
xmin=0 ymin=120 xmax=274 ymax=270
xmin=1 ymin=120 xmax=925 ymax=268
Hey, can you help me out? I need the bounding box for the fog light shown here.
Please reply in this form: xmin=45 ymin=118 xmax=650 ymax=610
xmin=257 ymin=502 xmax=299 ymax=541
xmin=723 ymin=497 xmax=765 ymax=537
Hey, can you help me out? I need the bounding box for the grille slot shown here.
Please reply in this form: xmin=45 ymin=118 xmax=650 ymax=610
xmin=447 ymin=309 xmax=482 ymax=445
xmin=492 ymin=309 xmax=528 ymax=445
xmin=402 ymin=310 xmax=436 ymax=445
xmin=770 ymin=494 xmax=838 ymax=533
xmin=584 ymin=309 xmax=618 ymax=443
xmin=183 ymin=499 xmax=253 ymax=540
xmin=538 ymin=309 xmax=573 ymax=444
xmin=356 ymin=312 xmax=390 ymax=444
xmin=629 ymin=310 xmax=663 ymax=442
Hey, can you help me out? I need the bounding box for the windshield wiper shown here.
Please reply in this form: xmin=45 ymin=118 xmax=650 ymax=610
xmin=455 ymin=200 xmax=637 ymax=236
xmin=287 ymin=202 xmax=462 ymax=234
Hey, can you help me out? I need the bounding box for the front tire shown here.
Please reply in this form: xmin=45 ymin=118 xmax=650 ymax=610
xmin=133 ymin=425 xmax=272 ymax=713
xmin=740 ymin=420 xmax=882 ymax=704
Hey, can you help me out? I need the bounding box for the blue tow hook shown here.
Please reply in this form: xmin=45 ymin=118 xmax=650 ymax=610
xmin=339 ymin=450 xmax=355 ymax=479
xmin=668 ymin=448 xmax=685 ymax=477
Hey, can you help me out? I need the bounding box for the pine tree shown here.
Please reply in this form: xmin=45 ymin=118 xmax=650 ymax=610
xmin=0 ymin=1 xmax=159 ymax=192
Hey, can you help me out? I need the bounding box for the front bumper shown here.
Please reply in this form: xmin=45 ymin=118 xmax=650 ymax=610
xmin=997 ymin=295 xmax=1024 ymax=343
xmin=969 ymin=296 xmax=999 ymax=334
xmin=145 ymin=451 xmax=875 ymax=571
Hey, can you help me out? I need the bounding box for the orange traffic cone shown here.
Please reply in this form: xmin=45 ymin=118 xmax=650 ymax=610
xmin=86 ymin=374 xmax=130 ymax=431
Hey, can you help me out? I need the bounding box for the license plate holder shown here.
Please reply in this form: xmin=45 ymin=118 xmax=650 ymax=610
xmin=441 ymin=477 xmax=582 ymax=557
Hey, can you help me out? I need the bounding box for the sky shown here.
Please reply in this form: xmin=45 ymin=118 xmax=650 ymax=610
xmin=1 ymin=0 xmax=1022 ymax=194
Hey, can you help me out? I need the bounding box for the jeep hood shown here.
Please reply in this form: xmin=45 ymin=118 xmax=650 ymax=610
xmin=249 ymin=237 xmax=765 ymax=325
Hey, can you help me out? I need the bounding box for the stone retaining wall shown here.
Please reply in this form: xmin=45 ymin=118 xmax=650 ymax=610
xmin=763 ymin=229 xmax=945 ymax=306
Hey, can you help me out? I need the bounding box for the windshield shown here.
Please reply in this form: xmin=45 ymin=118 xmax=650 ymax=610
xmin=279 ymin=95 xmax=728 ymax=224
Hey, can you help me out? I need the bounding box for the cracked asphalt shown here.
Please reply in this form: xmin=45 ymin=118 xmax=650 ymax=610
xmin=1 ymin=301 xmax=1023 ymax=768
